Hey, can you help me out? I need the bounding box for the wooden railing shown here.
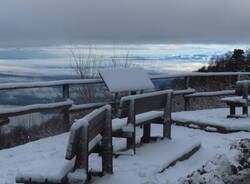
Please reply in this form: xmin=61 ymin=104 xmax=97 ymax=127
xmin=0 ymin=72 xmax=250 ymax=127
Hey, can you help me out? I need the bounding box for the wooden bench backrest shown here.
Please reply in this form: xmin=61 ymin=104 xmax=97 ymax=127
xmin=236 ymin=85 xmax=249 ymax=97
xmin=65 ymin=104 xmax=112 ymax=174
xmin=119 ymin=90 xmax=173 ymax=118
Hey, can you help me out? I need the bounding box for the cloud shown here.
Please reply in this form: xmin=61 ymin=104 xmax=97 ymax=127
xmin=0 ymin=0 xmax=250 ymax=47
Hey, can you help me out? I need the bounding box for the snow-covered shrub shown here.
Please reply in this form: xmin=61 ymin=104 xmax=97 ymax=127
xmin=179 ymin=139 xmax=250 ymax=184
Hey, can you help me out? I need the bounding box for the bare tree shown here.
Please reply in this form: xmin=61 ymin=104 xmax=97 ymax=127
xmin=70 ymin=46 xmax=133 ymax=103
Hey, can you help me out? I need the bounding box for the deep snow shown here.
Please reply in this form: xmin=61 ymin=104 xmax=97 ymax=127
xmin=0 ymin=124 xmax=249 ymax=184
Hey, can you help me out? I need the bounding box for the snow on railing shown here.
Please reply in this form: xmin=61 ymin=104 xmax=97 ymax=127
xmin=237 ymin=80 xmax=250 ymax=85
xmin=0 ymin=79 xmax=102 ymax=90
xmin=0 ymin=100 xmax=73 ymax=118
xmin=185 ymin=90 xmax=236 ymax=98
xmin=0 ymin=72 xmax=249 ymax=90
xmin=0 ymin=71 xmax=249 ymax=126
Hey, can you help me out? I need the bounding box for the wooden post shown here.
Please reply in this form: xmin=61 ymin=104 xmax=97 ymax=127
xmin=142 ymin=123 xmax=150 ymax=143
xmin=127 ymin=99 xmax=136 ymax=154
xmin=242 ymin=83 xmax=248 ymax=116
xmin=229 ymin=104 xmax=236 ymax=117
xmin=102 ymin=106 xmax=113 ymax=174
xmin=184 ymin=77 xmax=190 ymax=111
xmin=237 ymin=74 xmax=241 ymax=81
xmin=114 ymin=92 xmax=119 ymax=117
xmin=76 ymin=126 xmax=89 ymax=180
xmin=63 ymin=84 xmax=70 ymax=129
xmin=163 ymin=92 xmax=172 ymax=139
xmin=184 ymin=77 xmax=190 ymax=89
xmin=184 ymin=97 xmax=190 ymax=111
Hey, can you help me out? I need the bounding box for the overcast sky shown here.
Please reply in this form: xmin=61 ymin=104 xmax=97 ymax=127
xmin=0 ymin=0 xmax=250 ymax=47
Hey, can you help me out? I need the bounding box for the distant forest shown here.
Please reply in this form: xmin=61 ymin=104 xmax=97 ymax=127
xmin=198 ymin=49 xmax=250 ymax=72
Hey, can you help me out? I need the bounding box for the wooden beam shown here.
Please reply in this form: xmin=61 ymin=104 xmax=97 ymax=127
xmin=0 ymin=101 xmax=73 ymax=118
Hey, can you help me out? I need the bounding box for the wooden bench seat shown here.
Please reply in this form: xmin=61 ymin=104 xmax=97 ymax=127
xmin=112 ymin=111 xmax=163 ymax=131
xmin=221 ymin=96 xmax=249 ymax=104
xmin=16 ymin=159 xmax=75 ymax=184
xmin=16 ymin=105 xmax=113 ymax=184
xmin=112 ymin=89 xmax=173 ymax=154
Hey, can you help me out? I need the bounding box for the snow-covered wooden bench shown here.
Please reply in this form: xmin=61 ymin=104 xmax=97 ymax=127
xmin=221 ymin=80 xmax=250 ymax=118
xmin=16 ymin=105 xmax=113 ymax=184
xmin=112 ymin=90 xmax=173 ymax=154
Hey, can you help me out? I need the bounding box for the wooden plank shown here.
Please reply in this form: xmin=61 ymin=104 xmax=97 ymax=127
xmin=118 ymin=100 xmax=130 ymax=118
xmin=0 ymin=72 xmax=249 ymax=91
xmin=87 ymin=109 xmax=106 ymax=141
xmin=65 ymin=126 xmax=81 ymax=160
xmin=0 ymin=79 xmax=102 ymax=90
xmin=185 ymin=90 xmax=236 ymax=98
xmin=69 ymin=101 xmax=115 ymax=113
xmin=119 ymin=90 xmax=173 ymax=117
xmin=63 ymin=84 xmax=70 ymax=129
xmin=184 ymin=77 xmax=190 ymax=89
xmin=173 ymin=88 xmax=195 ymax=96
xmin=0 ymin=100 xmax=73 ymax=118
xmin=141 ymin=123 xmax=151 ymax=143
xmin=163 ymin=92 xmax=172 ymax=138
xmin=102 ymin=106 xmax=113 ymax=174
xmin=0 ymin=118 xmax=9 ymax=126
xmin=134 ymin=94 xmax=166 ymax=114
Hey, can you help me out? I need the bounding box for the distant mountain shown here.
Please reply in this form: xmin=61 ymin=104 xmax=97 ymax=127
xmin=0 ymin=49 xmax=59 ymax=60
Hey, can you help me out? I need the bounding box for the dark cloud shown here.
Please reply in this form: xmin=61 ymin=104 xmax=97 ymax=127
xmin=0 ymin=0 xmax=250 ymax=47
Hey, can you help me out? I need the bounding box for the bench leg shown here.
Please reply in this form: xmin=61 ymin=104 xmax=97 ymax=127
xmin=163 ymin=119 xmax=171 ymax=139
xmin=141 ymin=123 xmax=150 ymax=143
xmin=228 ymin=105 xmax=236 ymax=118
xmin=184 ymin=97 xmax=190 ymax=111
xmin=102 ymin=145 xmax=113 ymax=174
xmin=127 ymin=132 xmax=136 ymax=154
xmin=242 ymin=106 xmax=248 ymax=116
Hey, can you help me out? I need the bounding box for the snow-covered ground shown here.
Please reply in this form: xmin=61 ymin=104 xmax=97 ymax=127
xmin=0 ymin=124 xmax=249 ymax=184
xmin=172 ymin=107 xmax=250 ymax=132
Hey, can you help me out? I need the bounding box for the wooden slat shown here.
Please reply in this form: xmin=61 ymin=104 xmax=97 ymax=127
xmin=119 ymin=90 xmax=173 ymax=118
xmin=69 ymin=101 xmax=115 ymax=112
xmin=173 ymin=88 xmax=196 ymax=96
xmin=0 ymin=118 xmax=9 ymax=126
xmin=87 ymin=109 xmax=107 ymax=141
xmin=1 ymin=72 xmax=250 ymax=91
xmin=118 ymin=100 xmax=130 ymax=118
xmin=0 ymin=79 xmax=102 ymax=90
xmin=185 ymin=90 xmax=235 ymax=98
xmin=0 ymin=100 xmax=73 ymax=118
xmin=134 ymin=94 xmax=167 ymax=114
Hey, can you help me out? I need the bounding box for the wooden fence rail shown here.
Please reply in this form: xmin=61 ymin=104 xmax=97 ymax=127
xmin=0 ymin=72 xmax=250 ymax=127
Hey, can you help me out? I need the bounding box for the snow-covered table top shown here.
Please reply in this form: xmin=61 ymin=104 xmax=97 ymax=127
xmin=99 ymin=68 xmax=155 ymax=92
